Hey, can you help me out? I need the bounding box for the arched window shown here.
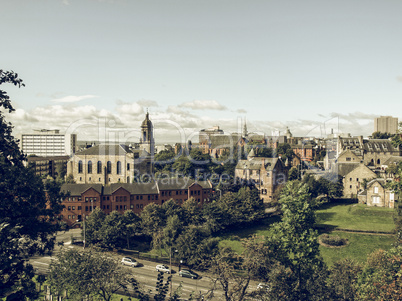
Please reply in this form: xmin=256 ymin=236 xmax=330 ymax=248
xmin=107 ymin=161 xmax=112 ymax=174
xmin=377 ymin=159 xmax=380 ymax=165
xmin=97 ymin=161 xmax=102 ymax=174
xmin=78 ymin=160 xmax=83 ymax=173
xmin=87 ymin=161 xmax=92 ymax=174
xmin=117 ymin=161 xmax=121 ymax=174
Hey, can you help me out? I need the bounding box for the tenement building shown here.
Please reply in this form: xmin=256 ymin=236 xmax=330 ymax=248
xmin=59 ymin=178 xmax=213 ymax=226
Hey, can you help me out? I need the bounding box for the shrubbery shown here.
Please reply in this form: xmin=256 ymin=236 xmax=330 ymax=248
xmin=320 ymin=234 xmax=347 ymax=246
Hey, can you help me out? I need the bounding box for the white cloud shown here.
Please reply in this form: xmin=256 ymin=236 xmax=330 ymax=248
xmin=236 ymin=108 xmax=247 ymax=114
xmin=137 ymin=99 xmax=159 ymax=107
xmin=181 ymin=100 xmax=227 ymax=111
xmin=51 ymin=95 xmax=98 ymax=103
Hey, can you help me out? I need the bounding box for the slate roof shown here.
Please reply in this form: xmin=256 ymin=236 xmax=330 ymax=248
xmin=383 ymin=156 xmax=402 ymax=166
xmin=236 ymin=157 xmax=281 ymax=171
xmin=335 ymin=163 xmax=361 ymax=177
xmin=366 ymin=178 xmax=386 ymax=189
xmin=75 ymin=144 xmax=133 ymax=156
xmin=61 ymin=184 xmax=103 ymax=196
xmin=157 ymin=178 xmax=212 ymax=190
xmin=103 ymin=182 xmax=159 ymax=195
xmin=363 ymin=139 xmax=399 ymax=153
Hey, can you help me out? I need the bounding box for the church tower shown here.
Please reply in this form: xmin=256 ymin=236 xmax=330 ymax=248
xmin=140 ymin=111 xmax=154 ymax=155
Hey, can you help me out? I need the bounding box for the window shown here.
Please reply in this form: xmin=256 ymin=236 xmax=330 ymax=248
xmin=374 ymin=186 xmax=379 ymax=194
xmin=116 ymin=206 xmax=118 ymax=210
xmin=107 ymin=161 xmax=112 ymax=174
xmin=97 ymin=161 xmax=102 ymax=174
xmin=78 ymin=206 xmax=81 ymax=210
xmin=87 ymin=161 xmax=92 ymax=174
xmin=78 ymin=160 xmax=83 ymax=173
xmin=117 ymin=161 xmax=121 ymax=174
xmin=127 ymin=163 xmax=130 ymax=171
xmin=390 ymin=192 xmax=395 ymax=201
xmin=72 ymin=206 xmax=75 ymax=210
xmin=68 ymin=206 xmax=71 ymax=210
xmin=372 ymin=196 xmax=380 ymax=204
xmin=346 ymin=157 xmax=351 ymax=161
xmin=130 ymin=204 xmax=134 ymax=209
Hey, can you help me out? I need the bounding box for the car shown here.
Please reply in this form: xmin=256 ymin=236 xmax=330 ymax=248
xmin=257 ymin=283 xmax=270 ymax=291
xmin=156 ymin=264 xmax=171 ymax=273
xmin=121 ymin=257 xmax=138 ymax=267
xmin=179 ymin=269 xmax=198 ymax=279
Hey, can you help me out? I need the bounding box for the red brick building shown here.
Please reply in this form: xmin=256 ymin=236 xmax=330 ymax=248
xmin=60 ymin=179 xmax=213 ymax=226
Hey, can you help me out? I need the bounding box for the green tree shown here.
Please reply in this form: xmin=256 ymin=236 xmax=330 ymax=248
xmin=386 ymin=163 xmax=402 ymax=245
xmin=266 ymin=181 xmax=328 ymax=300
xmin=141 ymin=203 xmax=166 ymax=236
xmin=328 ymin=258 xmax=362 ymax=301
xmin=83 ymin=207 xmax=106 ymax=246
xmin=0 ymin=70 xmax=63 ymax=299
xmin=356 ymin=247 xmax=402 ymax=301
xmin=372 ymin=131 xmax=392 ymax=139
xmin=48 ymin=248 xmax=132 ymax=301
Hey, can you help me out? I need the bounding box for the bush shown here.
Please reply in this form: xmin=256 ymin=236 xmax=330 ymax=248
xmin=320 ymin=234 xmax=347 ymax=246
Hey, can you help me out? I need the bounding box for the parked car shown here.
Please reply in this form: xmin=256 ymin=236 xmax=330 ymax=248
xmin=156 ymin=264 xmax=171 ymax=273
xmin=121 ymin=257 xmax=138 ymax=267
xmin=257 ymin=283 xmax=269 ymax=291
xmin=179 ymin=269 xmax=199 ymax=279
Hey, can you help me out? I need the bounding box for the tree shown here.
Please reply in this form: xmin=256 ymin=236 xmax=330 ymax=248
xmin=328 ymin=258 xmax=362 ymax=301
xmin=0 ymin=70 xmax=63 ymax=299
xmin=386 ymin=162 xmax=402 ymax=245
xmin=206 ymin=247 xmax=252 ymax=301
xmin=356 ymin=247 xmax=402 ymax=301
xmin=265 ymin=181 xmax=329 ymax=300
xmin=83 ymin=207 xmax=106 ymax=246
xmin=372 ymin=131 xmax=392 ymax=139
xmin=48 ymin=248 xmax=132 ymax=301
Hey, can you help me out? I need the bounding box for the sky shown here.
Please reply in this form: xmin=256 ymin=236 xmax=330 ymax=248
xmin=2 ymin=0 xmax=402 ymax=144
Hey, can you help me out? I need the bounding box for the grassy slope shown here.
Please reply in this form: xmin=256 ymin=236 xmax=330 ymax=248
xmin=219 ymin=201 xmax=396 ymax=266
xmin=316 ymin=201 xmax=395 ymax=233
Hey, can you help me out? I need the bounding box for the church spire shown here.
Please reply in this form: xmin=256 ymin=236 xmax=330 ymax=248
xmin=243 ymin=119 xmax=248 ymax=138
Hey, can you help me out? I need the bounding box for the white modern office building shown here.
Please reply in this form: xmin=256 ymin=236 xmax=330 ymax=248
xmin=18 ymin=129 xmax=77 ymax=156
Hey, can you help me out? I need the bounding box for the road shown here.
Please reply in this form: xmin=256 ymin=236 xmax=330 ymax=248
xmin=29 ymin=229 xmax=261 ymax=300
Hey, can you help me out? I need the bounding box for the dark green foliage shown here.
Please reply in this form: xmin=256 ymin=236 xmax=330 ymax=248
xmin=0 ymin=70 xmax=63 ymax=299
xmin=328 ymin=258 xmax=362 ymax=301
xmin=48 ymin=248 xmax=132 ymax=301
xmin=320 ymin=234 xmax=347 ymax=246
xmin=372 ymin=131 xmax=392 ymax=139
xmin=263 ymin=181 xmax=329 ymax=300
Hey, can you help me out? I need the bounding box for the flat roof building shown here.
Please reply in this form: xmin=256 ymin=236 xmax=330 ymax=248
xmin=18 ymin=129 xmax=77 ymax=156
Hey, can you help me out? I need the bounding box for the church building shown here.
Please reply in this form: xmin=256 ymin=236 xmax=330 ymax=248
xmin=67 ymin=112 xmax=154 ymax=184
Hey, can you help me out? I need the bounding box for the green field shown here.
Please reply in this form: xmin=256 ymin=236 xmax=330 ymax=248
xmin=219 ymin=201 xmax=396 ymax=266
xmin=319 ymin=231 xmax=395 ymax=266
xmin=316 ymin=201 xmax=396 ymax=233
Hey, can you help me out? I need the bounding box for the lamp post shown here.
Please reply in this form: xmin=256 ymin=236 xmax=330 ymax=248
xmin=83 ymin=214 xmax=86 ymax=249
xmin=217 ymin=189 xmax=222 ymax=200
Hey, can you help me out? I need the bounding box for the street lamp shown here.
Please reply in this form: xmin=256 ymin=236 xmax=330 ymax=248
xmin=217 ymin=189 xmax=222 ymax=199
xmin=169 ymin=248 xmax=178 ymax=297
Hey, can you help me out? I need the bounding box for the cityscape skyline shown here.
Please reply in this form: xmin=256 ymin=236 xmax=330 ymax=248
xmin=2 ymin=0 xmax=402 ymax=143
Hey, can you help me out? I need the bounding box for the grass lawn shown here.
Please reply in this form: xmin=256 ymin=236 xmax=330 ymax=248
xmin=319 ymin=231 xmax=395 ymax=266
xmin=316 ymin=201 xmax=396 ymax=233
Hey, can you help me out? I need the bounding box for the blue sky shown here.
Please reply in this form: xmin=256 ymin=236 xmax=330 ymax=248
xmin=2 ymin=0 xmax=402 ymax=143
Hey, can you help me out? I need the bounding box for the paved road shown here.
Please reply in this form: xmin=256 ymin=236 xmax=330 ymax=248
xmin=29 ymin=229 xmax=261 ymax=300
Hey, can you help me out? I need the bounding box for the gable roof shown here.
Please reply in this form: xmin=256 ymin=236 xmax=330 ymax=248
xmin=157 ymin=178 xmax=212 ymax=190
xmin=236 ymin=157 xmax=282 ymax=171
xmin=336 ymin=163 xmax=361 ymax=177
xmin=61 ymin=183 xmax=103 ymax=196
xmin=76 ymin=144 xmax=134 ymax=156
xmin=103 ymin=182 xmax=159 ymax=195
